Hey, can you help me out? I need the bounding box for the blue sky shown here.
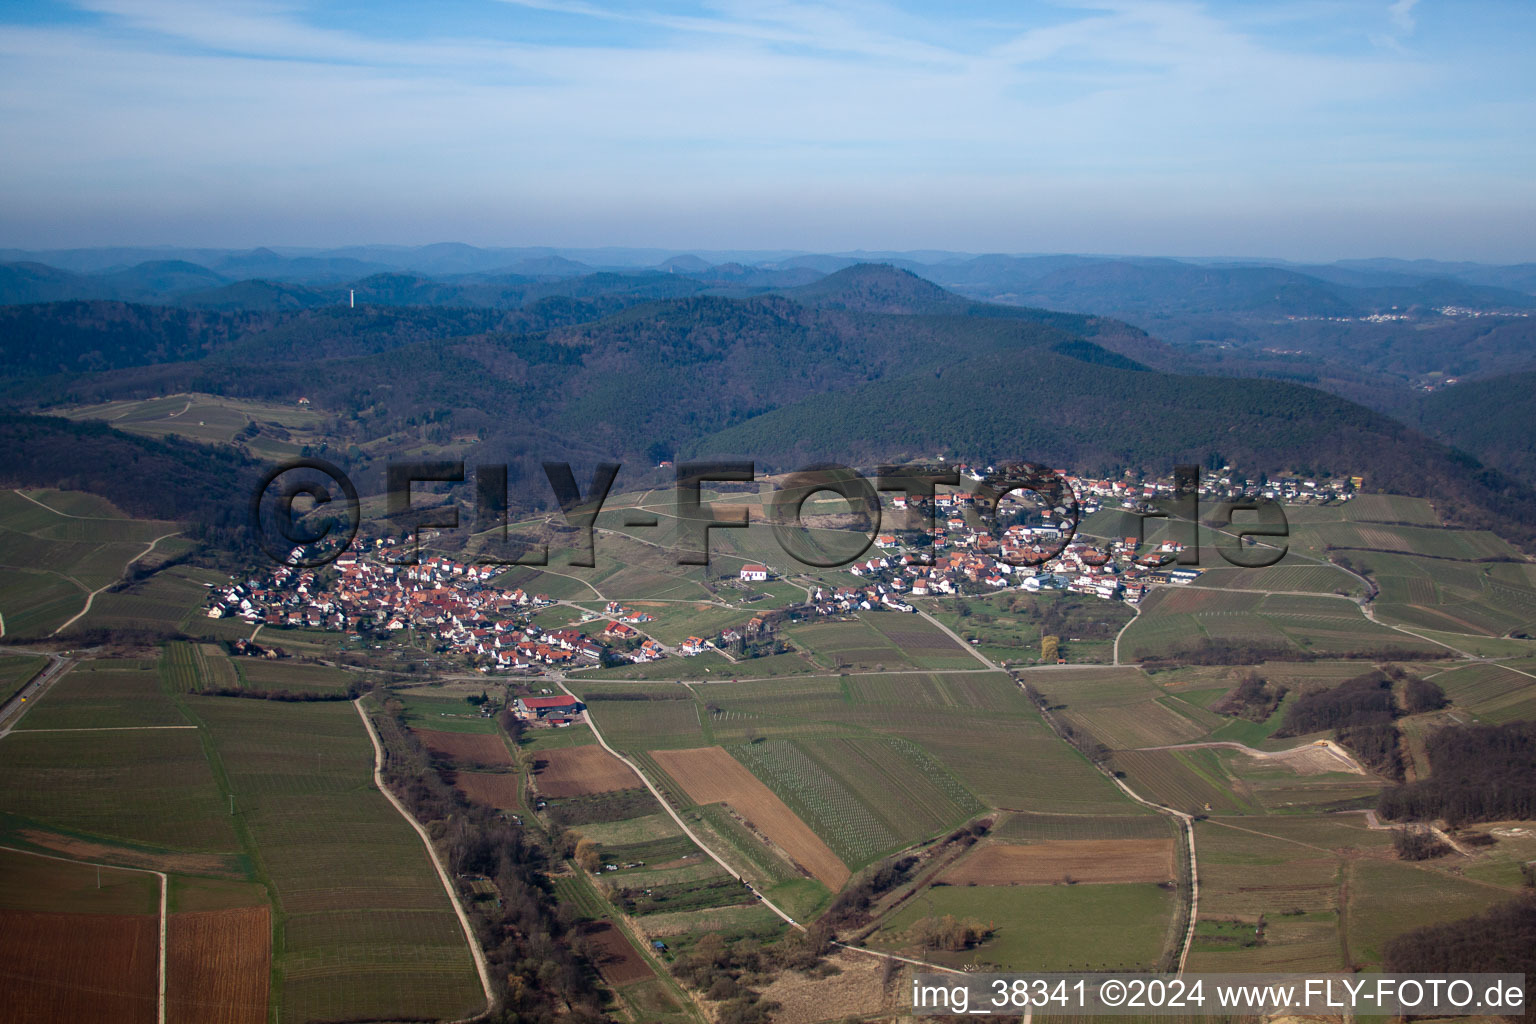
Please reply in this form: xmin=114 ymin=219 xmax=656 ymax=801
xmin=1 ymin=0 xmax=1533 ymax=259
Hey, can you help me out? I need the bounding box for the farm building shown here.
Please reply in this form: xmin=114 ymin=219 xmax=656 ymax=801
xmin=515 ymin=695 xmax=585 ymax=719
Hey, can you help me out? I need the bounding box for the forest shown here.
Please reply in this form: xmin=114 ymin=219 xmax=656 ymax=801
xmin=1378 ymin=722 xmax=1536 ymax=825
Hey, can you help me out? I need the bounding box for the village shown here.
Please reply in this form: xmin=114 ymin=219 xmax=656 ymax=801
xmin=206 ymin=465 xmax=1360 ymax=672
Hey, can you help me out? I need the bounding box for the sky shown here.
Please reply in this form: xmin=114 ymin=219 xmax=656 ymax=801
xmin=1 ymin=0 xmax=1534 ymax=260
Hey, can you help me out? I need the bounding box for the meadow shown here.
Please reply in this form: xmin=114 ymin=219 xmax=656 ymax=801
xmin=872 ymin=883 xmax=1174 ymax=971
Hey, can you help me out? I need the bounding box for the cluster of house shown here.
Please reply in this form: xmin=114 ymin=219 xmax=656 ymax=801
xmin=204 ymin=542 xmax=634 ymax=670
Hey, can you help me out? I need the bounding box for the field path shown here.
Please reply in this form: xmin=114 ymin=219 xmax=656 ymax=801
xmin=556 ymin=674 xmax=975 ymax=982
xmin=1137 ymin=739 xmax=1367 ymax=775
xmin=550 ymin=676 xmax=802 ymax=927
xmin=1024 ymin=678 xmax=1199 ymax=975
xmin=1105 ymin=773 xmax=1199 ymax=975
xmin=50 ymin=530 xmax=182 ymax=636
xmin=916 ymin=607 xmax=1003 ymax=671
xmin=353 ymin=699 xmax=497 ymax=1022
xmin=1113 ymin=599 xmax=1141 ymax=666
xmin=47 ymin=534 xmax=181 ymax=635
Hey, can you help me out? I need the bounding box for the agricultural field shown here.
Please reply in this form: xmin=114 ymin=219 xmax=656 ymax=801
xmin=729 ymin=735 xmax=984 ymax=868
xmin=60 ymin=392 xmax=324 ymax=460
xmin=990 ymin=813 xmax=1167 ymax=842
xmin=784 ymin=617 xmax=925 ymax=671
xmin=931 ymin=590 xmax=1135 ymax=664
xmin=413 ymin=727 xmax=514 ymax=766
xmin=1111 ymin=748 xmax=1256 ymax=815
xmin=0 ymin=489 xmax=181 ymax=638
xmin=580 ymin=693 xmax=708 ymax=750
xmin=167 ymin=906 xmax=272 ymax=1024
xmin=939 ymin=838 xmax=1176 ymax=886
xmin=0 ymin=723 xmax=239 ymax=854
xmin=12 ymin=658 xmax=188 ymax=730
xmin=452 ymin=771 xmax=522 ymax=811
xmin=234 ymin=659 xmax=355 ymax=695
xmin=531 ymin=743 xmax=642 ymax=797
xmin=1347 ymin=859 xmax=1515 ymax=965
xmin=0 ymin=908 xmax=160 ymax=1024
xmin=651 ymin=745 xmax=850 ymax=888
xmin=862 ymin=611 xmax=988 ymax=670
xmin=189 ymin=697 xmax=484 ymax=1023
xmin=394 ymin=690 xmax=501 ymax=733
xmin=1427 ymin=662 xmax=1536 ymax=723
xmin=67 ymin=561 xmax=216 ymax=636
xmin=870 ymin=882 xmax=1174 ymax=971
xmin=1118 ymin=585 xmax=1443 ymax=661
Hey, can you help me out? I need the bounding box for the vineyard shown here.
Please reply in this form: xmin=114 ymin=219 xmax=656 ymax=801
xmin=17 ymin=657 xmax=188 ymax=730
xmin=0 ymin=725 xmax=239 ymax=852
xmin=190 ymin=698 xmax=484 ymax=1024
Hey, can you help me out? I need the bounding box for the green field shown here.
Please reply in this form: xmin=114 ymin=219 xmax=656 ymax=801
xmin=0 ymin=721 xmax=238 ymax=852
xmin=731 ymin=735 xmax=984 ymax=868
xmin=872 ymin=883 xmax=1174 ymax=971
xmin=394 ymin=691 xmax=500 ymax=733
xmin=0 ymin=489 xmax=180 ymax=638
xmin=1120 ymin=585 xmax=1443 ymax=661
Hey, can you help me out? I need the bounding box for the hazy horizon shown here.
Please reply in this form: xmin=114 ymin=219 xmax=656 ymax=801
xmin=3 ymin=0 xmax=1535 ymax=261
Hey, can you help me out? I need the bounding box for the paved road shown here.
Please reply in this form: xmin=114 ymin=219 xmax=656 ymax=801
xmin=0 ymin=654 xmax=72 ymax=739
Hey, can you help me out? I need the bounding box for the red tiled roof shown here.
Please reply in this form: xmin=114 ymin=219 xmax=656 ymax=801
xmin=524 ymin=695 xmax=581 ymax=710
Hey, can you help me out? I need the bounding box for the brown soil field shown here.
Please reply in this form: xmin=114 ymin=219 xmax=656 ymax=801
xmin=940 ymin=839 xmax=1176 ymax=886
xmin=167 ymin=906 xmax=271 ymax=1024
xmin=533 ymin=744 xmax=641 ymax=798
xmin=454 ymin=770 xmax=523 ymax=810
xmin=413 ymin=729 xmax=513 ymax=766
xmin=651 ymin=746 xmax=850 ymax=889
xmin=584 ymin=922 xmax=653 ymax=986
xmin=0 ymin=909 xmax=158 ymax=1024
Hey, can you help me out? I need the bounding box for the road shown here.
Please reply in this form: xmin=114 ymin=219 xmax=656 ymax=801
xmin=0 ymin=653 xmax=72 ymax=739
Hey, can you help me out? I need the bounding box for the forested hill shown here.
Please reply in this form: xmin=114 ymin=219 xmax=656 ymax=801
xmin=1410 ymin=369 xmax=1536 ymax=486
xmin=3 ymin=265 xmax=1535 ymax=548
xmin=692 ymin=342 xmax=1536 ymax=546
